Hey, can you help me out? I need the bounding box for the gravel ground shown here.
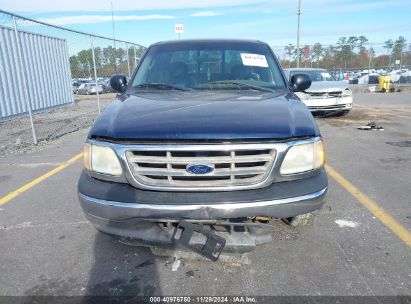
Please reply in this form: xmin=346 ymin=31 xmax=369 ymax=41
xmin=0 ymin=94 xmax=116 ymax=156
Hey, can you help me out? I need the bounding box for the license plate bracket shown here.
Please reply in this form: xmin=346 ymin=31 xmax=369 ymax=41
xmin=173 ymin=221 xmax=226 ymax=262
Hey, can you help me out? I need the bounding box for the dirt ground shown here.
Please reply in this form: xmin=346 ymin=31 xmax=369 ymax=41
xmin=0 ymin=94 xmax=116 ymax=156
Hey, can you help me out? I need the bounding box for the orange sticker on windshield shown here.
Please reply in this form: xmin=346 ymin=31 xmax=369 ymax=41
xmin=240 ymin=53 xmax=268 ymax=67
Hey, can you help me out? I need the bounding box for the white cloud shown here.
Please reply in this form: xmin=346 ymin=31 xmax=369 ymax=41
xmin=0 ymin=0 xmax=264 ymax=12
xmin=303 ymin=0 xmax=409 ymax=14
xmin=190 ymin=11 xmax=223 ymax=17
xmin=37 ymin=14 xmax=175 ymax=26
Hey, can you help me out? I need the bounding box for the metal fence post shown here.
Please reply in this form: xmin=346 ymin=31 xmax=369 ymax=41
xmin=134 ymin=46 xmax=137 ymax=69
xmin=12 ymin=16 xmax=37 ymax=144
xmin=126 ymin=43 xmax=131 ymax=78
xmin=90 ymin=36 xmax=101 ymax=114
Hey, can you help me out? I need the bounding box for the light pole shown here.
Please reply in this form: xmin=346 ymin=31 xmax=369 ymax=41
xmin=296 ymin=0 xmax=301 ymax=68
xmin=400 ymin=42 xmax=403 ymax=70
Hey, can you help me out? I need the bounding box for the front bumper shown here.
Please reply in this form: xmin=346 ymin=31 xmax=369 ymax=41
xmin=78 ymin=169 xmax=327 ymax=251
xmin=78 ymin=168 xmax=327 ymax=221
xmin=303 ymin=96 xmax=353 ymax=112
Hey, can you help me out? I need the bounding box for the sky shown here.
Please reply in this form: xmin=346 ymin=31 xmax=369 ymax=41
xmin=0 ymin=0 xmax=410 ymax=50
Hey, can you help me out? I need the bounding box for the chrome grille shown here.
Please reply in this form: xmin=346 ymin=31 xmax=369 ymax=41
xmin=125 ymin=146 xmax=276 ymax=189
xmin=308 ymin=91 xmax=342 ymax=99
xmin=309 ymin=104 xmax=347 ymax=110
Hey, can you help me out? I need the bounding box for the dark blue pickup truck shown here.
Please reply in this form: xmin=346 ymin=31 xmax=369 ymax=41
xmin=78 ymin=39 xmax=327 ymax=260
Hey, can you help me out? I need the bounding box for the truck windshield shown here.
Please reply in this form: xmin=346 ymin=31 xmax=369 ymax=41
xmin=130 ymin=41 xmax=286 ymax=91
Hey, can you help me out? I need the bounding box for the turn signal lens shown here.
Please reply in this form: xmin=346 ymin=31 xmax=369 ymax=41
xmin=83 ymin=143 xmax=91 ymax=170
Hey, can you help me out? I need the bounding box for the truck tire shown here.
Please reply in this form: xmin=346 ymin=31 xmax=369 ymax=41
xmin=283 ymin=212 xmax=316 ymax=227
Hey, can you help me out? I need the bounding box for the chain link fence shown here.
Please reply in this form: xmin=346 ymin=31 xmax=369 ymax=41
xmin=0 ymin=10 xmax=146 ymax=155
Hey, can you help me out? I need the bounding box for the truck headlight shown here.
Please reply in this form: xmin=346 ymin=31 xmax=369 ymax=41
xmin=342 ymin=89 xmax=352 ymax=97
xmin=280 ymin=140 xmax=325 ymax=175
xmin=295 ymin=92 xmax=310 ymax=100
xmin=83 ymin=143 xmax=123 ymax=176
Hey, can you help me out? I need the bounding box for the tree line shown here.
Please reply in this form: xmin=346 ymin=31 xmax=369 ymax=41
xmin=69 ymin=37 xmax=410 ymax=78
xmin=69 ymin=45 xmax=146 ymax=78
xmin=280 ymin=35 xmax=409 ymax=70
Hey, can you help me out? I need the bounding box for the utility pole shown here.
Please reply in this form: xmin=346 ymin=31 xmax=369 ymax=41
xmin=296 ymin=0 xmax=301 ymax=68
xmin=400 ymin=41 xmax=403 ymax=70
xmin=368 ymin=45 xmax=372 ymax=74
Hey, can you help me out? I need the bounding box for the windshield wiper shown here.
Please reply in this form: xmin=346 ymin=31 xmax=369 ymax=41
xmin=132 ymin=83 xmax=189 ymax=91
xmin=197 ymin=81 xmax=274 ymax=93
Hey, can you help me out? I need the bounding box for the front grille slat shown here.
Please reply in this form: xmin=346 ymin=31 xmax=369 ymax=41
xmin=135 ymin=166 xmax=268 ymax=177
xmin=125 ymin=145 xmax=276 ymax=190
xmin=127 ymin=154 xmax=273 ymax=164
xmin=308 ymin=91 xmax=342 ymax=99
xmin=309 ymin=104 xmax=347 ymax=110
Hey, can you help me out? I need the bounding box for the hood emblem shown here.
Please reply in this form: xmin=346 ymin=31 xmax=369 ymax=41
xmin=186 ymin=164 xmax=214 ymax=175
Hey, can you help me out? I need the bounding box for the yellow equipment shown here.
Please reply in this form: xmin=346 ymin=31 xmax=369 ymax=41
xmin=378 ymin=75 xmax=391 ymax=93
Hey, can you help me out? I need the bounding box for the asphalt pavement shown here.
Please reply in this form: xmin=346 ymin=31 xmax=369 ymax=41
xmin=0 ymin=92 xmax=410 ymax=297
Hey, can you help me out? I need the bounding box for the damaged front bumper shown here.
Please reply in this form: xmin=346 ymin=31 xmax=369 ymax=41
xmin=78 ymin=169 xmax=327 ymax=253
xmin=304 ymin=96 xmax=353 ymax=112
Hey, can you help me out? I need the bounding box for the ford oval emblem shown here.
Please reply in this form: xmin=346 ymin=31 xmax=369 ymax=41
xmin=186 ymin=164 xmax=214 ymax=175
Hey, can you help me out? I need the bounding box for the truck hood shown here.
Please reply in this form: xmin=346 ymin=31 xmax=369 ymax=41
xmin=306 ymin=81 xmax=349 ymax=93
xmin=89 ymin=90 xmax=319 ymax=141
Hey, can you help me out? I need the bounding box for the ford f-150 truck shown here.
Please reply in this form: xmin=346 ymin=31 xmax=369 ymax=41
xmin=78 ymin=39 xmax=327 ymax=260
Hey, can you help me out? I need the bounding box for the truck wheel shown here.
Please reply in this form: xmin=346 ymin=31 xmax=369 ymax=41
xmin=283 ymin=212 xmax=316 ymax=227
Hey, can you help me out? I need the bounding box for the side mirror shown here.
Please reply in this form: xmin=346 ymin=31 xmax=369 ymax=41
xmin=290 ymin=73 xmax=311 ymax=92
xmin=110 ymin=75 xmax=127 ymax=93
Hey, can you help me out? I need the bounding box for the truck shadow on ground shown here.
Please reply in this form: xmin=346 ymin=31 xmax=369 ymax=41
xmin=84 ymin=231 xmax=162 ymax=297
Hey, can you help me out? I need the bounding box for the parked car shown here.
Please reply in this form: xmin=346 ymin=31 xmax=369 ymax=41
xmin=78 ymin=39 xmax=327 ymax=260
xmin=284 ymin=68 xmax=353 ymax=115
xmin=72 ymin=81 xmax=81 ymax=93
xmin=343 ymin=72 xmax=359 ymax=84
xmin=76 ymin=83 xmax=104 ymax=95
xmin=357 ymin=73 xmax=380 ymax=85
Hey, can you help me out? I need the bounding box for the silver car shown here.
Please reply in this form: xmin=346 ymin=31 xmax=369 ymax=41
xmin=284 ymin=68 xmax=353 ymax=115
xmin=76 ymin=83 xmax=104 ymax=95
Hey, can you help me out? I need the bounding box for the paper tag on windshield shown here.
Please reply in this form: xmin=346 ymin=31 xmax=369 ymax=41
xmin=240 ymin=53 xmax=268 ymax=67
